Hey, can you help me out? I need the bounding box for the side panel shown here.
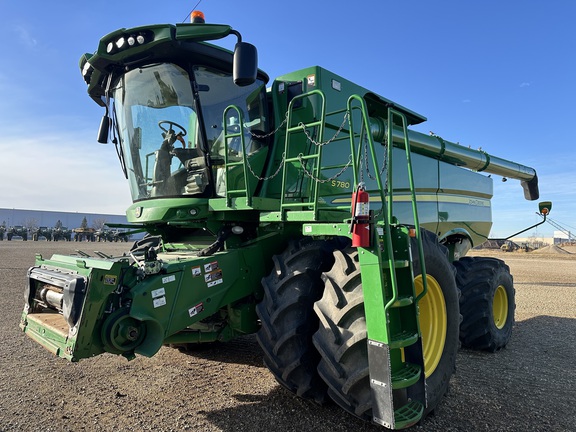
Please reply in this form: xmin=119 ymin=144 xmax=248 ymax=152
xmin=437 ymin=161 xmax=493 ymax=245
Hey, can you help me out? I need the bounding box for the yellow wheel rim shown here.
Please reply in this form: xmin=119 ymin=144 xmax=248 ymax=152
xmin=492 ymin=285 xmax=508 ymax=329
xmin=415 ymin=275 xmax=446 ymax=378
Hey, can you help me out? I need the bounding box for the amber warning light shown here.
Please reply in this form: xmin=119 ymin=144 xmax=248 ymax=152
xmin=191 ymin=11 xmax=205 ymax=23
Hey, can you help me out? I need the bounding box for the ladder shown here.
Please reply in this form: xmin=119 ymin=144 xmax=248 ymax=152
xmin=347 ymin=95 xmax=428 ymax=429
xmin=279 ymin=90 xmax=352 ymax=220
xmin=221 ymin=106 xmax=253 ymax=207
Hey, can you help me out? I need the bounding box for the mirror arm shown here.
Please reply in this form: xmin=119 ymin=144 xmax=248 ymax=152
xmin=504 ymin=212 xmax=548 ymax=240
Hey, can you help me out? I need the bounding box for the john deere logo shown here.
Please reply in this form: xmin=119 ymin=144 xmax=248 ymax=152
xmin=135 ymin=207 xmax=143 ymax=218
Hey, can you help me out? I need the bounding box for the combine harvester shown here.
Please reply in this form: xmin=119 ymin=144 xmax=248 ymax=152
xmin=20 ymin=11 xmax=547 ymax=429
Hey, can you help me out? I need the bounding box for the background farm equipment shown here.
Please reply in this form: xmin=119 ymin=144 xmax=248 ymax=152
xmin=32 ymin=227 xmax=53 ymax=241
xmin=7 ymin=225 xmax=27 ymax=241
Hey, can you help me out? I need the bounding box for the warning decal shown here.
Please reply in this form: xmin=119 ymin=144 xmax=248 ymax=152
xmin=188 ymin=302 xmax=204 ymax=317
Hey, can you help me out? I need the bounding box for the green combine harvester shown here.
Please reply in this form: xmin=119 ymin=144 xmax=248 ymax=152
xmin=20 ymin=12 xmax=546 ymax=429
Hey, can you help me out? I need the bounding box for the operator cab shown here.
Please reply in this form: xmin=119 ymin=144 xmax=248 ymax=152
xmin=112 ymin=62 xmax=269 ymax=202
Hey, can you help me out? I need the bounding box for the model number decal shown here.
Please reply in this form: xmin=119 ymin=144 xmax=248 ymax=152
xmin=331 ymin=180 xmax=350 ymax=189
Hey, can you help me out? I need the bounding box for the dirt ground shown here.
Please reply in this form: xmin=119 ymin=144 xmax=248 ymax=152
xmin=1 ymin=241 xmax=575 ymax=432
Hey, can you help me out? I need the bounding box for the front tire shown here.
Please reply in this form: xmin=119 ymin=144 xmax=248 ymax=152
xmin=256 ymin=238 xmax=337 ymax=403
xmin=455 ymin=257 xmax=515 ymax=352
xmin=412 ymin=231 xmax=460 ymax=416
xmin=312 ymin=230 xmax=460 ymax=421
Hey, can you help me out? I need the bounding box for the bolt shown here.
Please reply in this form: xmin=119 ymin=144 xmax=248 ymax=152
xmin=127 ymin=327 xmax=139 ymax=341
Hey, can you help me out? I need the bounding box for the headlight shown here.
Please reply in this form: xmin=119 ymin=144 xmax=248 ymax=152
xmin=105 ymin=33 xmax=148 ymax=55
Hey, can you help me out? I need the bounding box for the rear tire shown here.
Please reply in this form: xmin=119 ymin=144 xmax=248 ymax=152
xmin=455 ymin=257 xmax=515 ymax=352
xmin=312 ymin=230 xmax=460 ymax=421
xmin=256 ymin=238 xmax=338 ymax=403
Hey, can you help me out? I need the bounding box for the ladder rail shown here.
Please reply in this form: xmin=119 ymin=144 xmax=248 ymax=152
xmin=222 ymin=105 xmax=253 ymax=207
xmin=347 ymin=95 xmax=402 ymax=314
xmin=387 ymin=108 xmax=428 ymax=302
xmin=280 ymin=90 xmax=326 ymax=217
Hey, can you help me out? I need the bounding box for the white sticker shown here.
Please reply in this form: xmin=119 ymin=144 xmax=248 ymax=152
xmin=153 ymin=296 xmax=167 ymax=308
xmin=304 ymin=225 xmax=312 ymax=233
xmin=192 ymin=266 xmax=201 ymax=277
xmin=188 ymin=303 xmax=204 ymax=317
xmin=204 ymin=261 xmax=219 ymax=272
xmin=162 ymin=275 xmax=176 ymax=284
xmin=355 ymin=202 xmax=369 ymax=216
xmin=151 ymin=288 xmax=166 ymax=298
xmin=204 ymin=270 xmax=223 ymax=283
xmin=207 ymin=278 xmax=224 ymax=288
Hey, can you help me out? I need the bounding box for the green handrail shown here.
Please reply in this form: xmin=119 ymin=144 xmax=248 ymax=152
xmin=388 ymin=108 xmax=428 ymax=302
xmin=347 ymin=95 xmax=401 ymax=312
xmin=280 ymin=90 xmax=326 ymax=217
xmin=223 ymin=105 xmax=252 ymax=207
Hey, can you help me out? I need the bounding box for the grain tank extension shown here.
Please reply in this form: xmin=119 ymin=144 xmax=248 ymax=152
xmin=20 ymin=13 xmax=542 ymax=429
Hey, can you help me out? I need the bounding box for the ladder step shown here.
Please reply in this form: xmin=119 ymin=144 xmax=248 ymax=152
xmin=381 ymin=260 xmax=410 ymax=269
xmin=394 ymin=400 xmax=424 ymax=429
xmin=390 ymin=330 xmax=419 ymax=349
xmin=227 ymin=189 xmax=248 ymax=195
xmin=391 ymin=362 xmax=421 ymax=389
xmin=391 ymin=296 xmax=414 ymax=308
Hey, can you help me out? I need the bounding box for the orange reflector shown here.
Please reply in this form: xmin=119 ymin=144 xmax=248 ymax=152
xmin=409 ymin=228 xmax=416 ymax=237
xmin=191 ymin=11 xmax=205 ymax=23
xmin=541 ymin=208 xmax=549 ymax=215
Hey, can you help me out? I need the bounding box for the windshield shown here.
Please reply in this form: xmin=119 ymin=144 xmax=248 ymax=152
xmin=112 ymin=63 xmax=268 ymax=201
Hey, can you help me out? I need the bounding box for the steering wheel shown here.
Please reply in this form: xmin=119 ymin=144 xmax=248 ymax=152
xmin=158 ymin=120 xmax=187 ymax=137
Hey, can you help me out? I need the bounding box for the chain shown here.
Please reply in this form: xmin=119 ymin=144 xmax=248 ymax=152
xmin=237 ymin=110 xmax=351 ymax=183
xmin=244 ymin=111 xmax=289 ymax=139
xmin=245 ymin=152 xmax=286 ymax=181
xmin=363 ymin=133 xmax=388 ymax=181
xmin=297 ymin=153 xmax=352 ymax=184
xmin=356 ymin=129 xmax=389 ymax=219
xmin=229 ymin=112 xmax=289 ymax=181
xmin=299 ymin=112 xmax=349 ymax=147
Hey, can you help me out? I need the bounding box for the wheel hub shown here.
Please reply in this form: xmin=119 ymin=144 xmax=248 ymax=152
xmin=415 ymin=274 xmax=447 ymax=378
xmin=492 ymin=284 xmax=509 ymax=329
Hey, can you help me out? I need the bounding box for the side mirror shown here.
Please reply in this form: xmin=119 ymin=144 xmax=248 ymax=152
xmin=97 ymin=115 xmax=110 ymax=144
xmin=233 ymin=42 xmax=258 ymax=86
xmin=538 ymin=201 xmax=552 ymax=215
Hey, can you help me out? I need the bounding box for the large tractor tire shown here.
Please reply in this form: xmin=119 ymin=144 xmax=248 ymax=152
xmin=455 ymin=256 xmax=515 ymax=352
xmin=313 ymin=230 xmax=460 ymax=421
xmin=256 ymin=238 xmax=339 ymax=404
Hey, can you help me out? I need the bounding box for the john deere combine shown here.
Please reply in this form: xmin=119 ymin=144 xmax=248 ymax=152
xmin=20 ymin=12 xmax=543 ymax=429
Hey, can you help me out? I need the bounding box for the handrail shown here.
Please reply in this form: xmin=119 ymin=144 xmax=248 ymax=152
xmin=280 ymin=90 xmax=326 ymax=217
xmin=388 ymin=108 xmax=428 ymax=302
xmin=347 ymin=95 xmax=401 ymax=313
xmin=223 ymin=105 xmax=252 ymax=207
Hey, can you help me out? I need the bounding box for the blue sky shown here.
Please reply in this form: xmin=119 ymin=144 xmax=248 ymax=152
xmin=1 ymin=1 xmax=574 ymax=238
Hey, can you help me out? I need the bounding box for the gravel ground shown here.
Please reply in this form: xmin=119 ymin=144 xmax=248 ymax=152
xmin=1 ymin=241 xmax=575 ymax=432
